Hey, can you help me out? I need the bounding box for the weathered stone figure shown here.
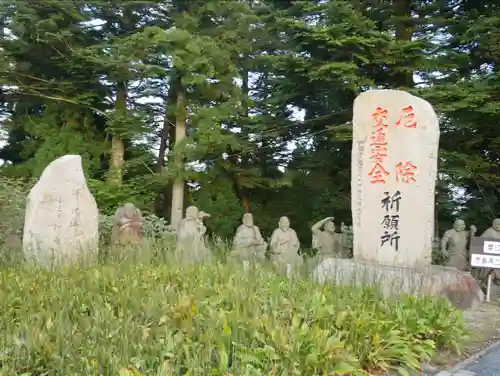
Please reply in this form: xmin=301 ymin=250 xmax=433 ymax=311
xmin=111 ymin=203 xmax=142 ymax=245
xmin=311 ymin=216 xmax=347 ymax=259
xmin=339 ymin=222 xmax=352 ymax=258
xmin=441 ymin=219 xmax=476 ymax=271
xmin=232 ymin=213 xmax=267 ymax=262
xmin=269 ymin=216 xmax=302 ymax=270
xmin=177 ymin=205 xmax=211 ymax=261
xmin=312 ymin=217 xmax=335 ymax=255
xmin=479 ymin=218 xmax=500 ymax=280
xmin=480 ymin=218 xmax=500 ymax=239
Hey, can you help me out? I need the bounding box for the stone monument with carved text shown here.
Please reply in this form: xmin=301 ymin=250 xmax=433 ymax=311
xmin=22 ymin=155 xmax=99 ymax=267
xmin=351 ymin=90 xmax=439 ymax=267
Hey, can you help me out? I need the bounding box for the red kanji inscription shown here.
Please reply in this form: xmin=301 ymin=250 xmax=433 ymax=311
xmin=395 ymin=106 xmax=417 ymax=128
xmin=368 ymin=162 xmax=390 ymax=184
xmin=370 ymin=128 xmax=388 ymax=163
xmin=395 ymin=161 xmax=417 ymax=183
xmin=370 ymin=144 xmax=388 ymax=163
xmin=370 ymin=127 xmax=387 ymax=144
xmin=372 ymin=107 xmax=389 ymax=127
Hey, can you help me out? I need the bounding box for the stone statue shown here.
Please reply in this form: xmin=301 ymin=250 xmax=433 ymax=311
xmin=177 ymin=205 xmax=211 ymax=261
xmin=480 ymin=218 xmax=500 ymax=239
xmin=269 ymin=216 xmax=302 ymax=272
xmin=478 ymin=218 xmax=500 ymax=280
xmin=441 ymin=219 xmax=476 ymax=271
xmin=232 ymin=213 xmax=267 ymax=262
xmin=311 ymin=216 xmax=347 ymax=260
xmin=339 ymin=222 xmax=352 ymax=258
xmin=111 ymin=203 xmax=142 ymax=245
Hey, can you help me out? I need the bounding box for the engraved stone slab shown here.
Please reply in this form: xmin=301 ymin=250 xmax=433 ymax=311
xmin=351 ymin=90 xmax=439 ymax=267
xmin=22 ymin=155 xmax=99 ymax=267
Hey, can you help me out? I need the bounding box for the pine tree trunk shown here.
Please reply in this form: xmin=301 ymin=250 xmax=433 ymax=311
xmin=170 ymin=86 xmax=186 ymax=230
xmin=394 ymin=0 xmax=415 ymax=87
xmin=156 ymin=114 xmax=169 ymax=174
xmin=233 ymin=64 xmax=251 ymax=212
xmin=153 ymin=111 xmax=171 ymax=215
xmin=108 ymin=80 xmax=127 ymax=185
xmin=154 ymin=76 xmax=179 ymax=216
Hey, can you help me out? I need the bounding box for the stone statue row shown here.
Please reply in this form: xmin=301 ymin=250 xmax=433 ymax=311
xmin=176 ymin=207 xmax=303 ymax=269
xmin=111 ymin=203 xmax=351 ymax=262
xmin=111 ymin=202 xmax=500 ymax=278
xmin=174 ymin=205 xmax=352 ymax=271
xmin=441 ymin=218 xmax=500 ymax=277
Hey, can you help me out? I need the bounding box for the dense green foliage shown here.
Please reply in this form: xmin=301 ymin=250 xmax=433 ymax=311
xmin=0 ymin=249 xmax=468 ymax=375
xmin=0 ymin=0 xmax=499 ymax=242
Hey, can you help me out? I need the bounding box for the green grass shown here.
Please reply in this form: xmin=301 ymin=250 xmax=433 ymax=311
xmin=0 ymin=243 xmax=468 ymax=376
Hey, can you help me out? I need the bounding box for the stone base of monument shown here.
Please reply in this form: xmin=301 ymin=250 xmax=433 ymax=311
xmin=311 ymin=258 xmax=484 ymax=311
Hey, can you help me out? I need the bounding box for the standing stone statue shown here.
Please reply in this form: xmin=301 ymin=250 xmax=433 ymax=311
xmin=339 ymin=222 xmax=352 ymax=257
xmin=269 ymin=216 xmax=302 ymax=272
xmin=111 ymin=203 xmax=142 ymax=246
xmin=478 ymin=218 xmax=500 ymax=280
xmin=311 ymin=216 xmax=345 ymax=259
xmin=441 ymin=219 xmax=476 ymax=271
xmin=22 ymin=155 xmax=99 ymax=267
xmin=480 ymin=218 xmax=500 ymax=239
xmin=232 ymin=213 xmax=267 ymax=262
xmin=177 ymin=205 xmax=211 ymax=261
xmin=351 ymin=90 xmax=439 ymax=267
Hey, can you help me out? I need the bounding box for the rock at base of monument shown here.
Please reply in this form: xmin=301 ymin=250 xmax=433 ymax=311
xmin=311 ymin=258 xmax=484 ymax=311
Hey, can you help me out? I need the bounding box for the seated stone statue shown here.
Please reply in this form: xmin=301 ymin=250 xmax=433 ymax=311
xmin=311 ymin=216 xmax=347 ymax=260
xmin=478 ymin=218 xmax=500 ymax=280
xmin=177 ymin=205 xmax=211 ymax=261
xmin=232 ymin=213 xmax=267 ymax=262
xmin=269 ymin=216 xmax=302 ymax=273
xmin=111 ymin=203 xmax=142 ymax=246
xmin=441 ymin=219 xmax=476 ymax=271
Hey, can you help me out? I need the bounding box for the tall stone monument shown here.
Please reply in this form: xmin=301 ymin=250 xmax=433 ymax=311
xmin=351 ymin=90 xmax=439 ymax=267
xmin=23 ymin=155 xmax=99 ymax=267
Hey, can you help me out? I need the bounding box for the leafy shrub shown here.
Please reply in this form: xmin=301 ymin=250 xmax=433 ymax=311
xmin=0 ymin=248 xmax=468 ymax=376
xmin=0 ymin=177 xmax=30 ymax=240
xmin=87 ymin=178 xmax=159 ymax=216
xmin=0 ymin=177 xmax=31 ymax=264
xmin=142 ymin=214 xmax=173 ymax=238
xmin=432 ymin=239 xmax=448 ymax=266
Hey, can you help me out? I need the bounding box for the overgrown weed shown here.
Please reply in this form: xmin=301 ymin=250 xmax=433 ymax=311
xmin=0 ymin=240 xmax=468 ymax=376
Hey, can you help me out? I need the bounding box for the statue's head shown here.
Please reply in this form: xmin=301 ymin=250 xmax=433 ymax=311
xmin=493 ymin=218 xmax=500 ymax=231
xmin=242 ymin=213 xmax=253 ymax=227
xmin=325 ymin=220 xmax=335 ymax=234
xmin=123 ymin=203 xmax=137 ymax=218
xmin=279 ymin=216 xmax=290 ymax=230
xmin=453 ymin=219 xmax=465 ymax=231
xmin=186 ymin=205 xmax=199 ymax=219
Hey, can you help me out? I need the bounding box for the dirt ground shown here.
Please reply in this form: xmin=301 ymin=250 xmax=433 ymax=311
xmin=432 ymin=287 xmax=500 ymax=368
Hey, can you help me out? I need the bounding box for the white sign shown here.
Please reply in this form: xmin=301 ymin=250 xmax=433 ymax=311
xmin=483 ymin=241 xmax=500 ymax=255
xmin=471 ymin=253 xmax=500 ymax=268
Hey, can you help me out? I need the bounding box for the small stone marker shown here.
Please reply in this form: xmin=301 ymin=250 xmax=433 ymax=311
xmin=351 ymin=90 xmax=439 ymax=267
xmin=22 ymin=155 xmax=99 ymax=267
